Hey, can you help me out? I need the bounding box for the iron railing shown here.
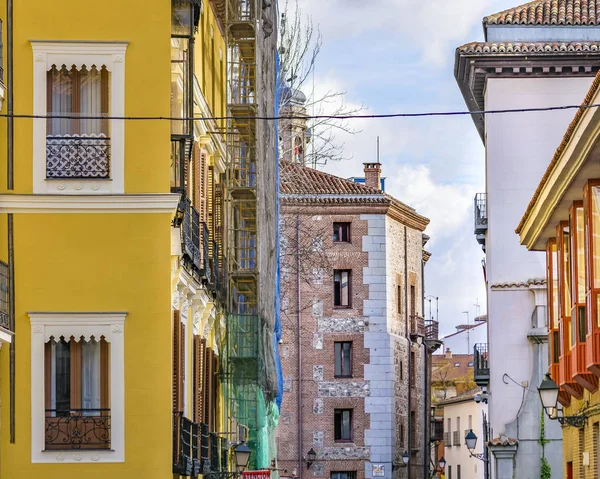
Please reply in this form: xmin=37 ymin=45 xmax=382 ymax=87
xmin=45 ymin=408 xmax=110 ymax=450
xmin=210 ymin=432 xmax=220 ymax=471
xmin=182 ymin=197 xmax=202 ymax=274
xmin=200 ymin=422 xmax=210 ymax=472
xmin=425 ymin=319 xmax=439 ymax=341
xmin=453 ymin=431 xmax=461 ymax=446
xmin=431 ymin=418 xmax=444 ymax=442
xmin=173 ymin=412 xmax=202 ymax=476
xmin=474 ymin=343 xmax=490 ymax=386
xmin=443 ymin=432 xmax=451 ymax=447
xmin=202 ymin=222 xmax=211 ymax=280
xmin=46 ymin=135 xmax=110 ymax=179
xmin=410 ymin=314 xmax=425 ymax=338
xmin=474 ymin=193 xmax=487 ymax=234
xmin=0 ymin=261 xmax=9 ymax=331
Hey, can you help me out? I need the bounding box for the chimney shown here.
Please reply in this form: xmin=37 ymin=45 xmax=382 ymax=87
xmin=363 ymin=162 xmax=381 ymax=190
xmin=445 ymin=349 xmax=452 ymax=359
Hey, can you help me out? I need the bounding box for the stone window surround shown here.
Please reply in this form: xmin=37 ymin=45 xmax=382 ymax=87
xmin=31 ymin=41 xmax=128 ymax=195
xmin=29 ymin=312 xmax=126 ymax=463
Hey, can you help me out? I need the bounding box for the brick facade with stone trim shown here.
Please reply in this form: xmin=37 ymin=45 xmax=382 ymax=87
xmin=277 ymin=161 xmax=431 ymax=479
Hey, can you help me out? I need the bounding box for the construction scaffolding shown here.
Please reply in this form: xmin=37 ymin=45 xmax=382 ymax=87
xmin=223 ymin=0 xmax=263 ymax=470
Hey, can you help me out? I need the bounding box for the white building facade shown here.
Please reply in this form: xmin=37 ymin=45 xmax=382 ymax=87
xmin=440 ymin=391 xmax=488 ymax=479
xmin=454 ymin=1 xmax=600 ymax=477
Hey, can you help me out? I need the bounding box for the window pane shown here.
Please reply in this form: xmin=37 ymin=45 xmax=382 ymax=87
xmin=342 ymin=410 xmax=351 ymax=439
xmin=54 ymin=339 xmax=71 ymax=416
xmin=333 ymin=224 xmax=340 ymax=242
xmin=334 ymin=343 xmax=342 ymax=376
xmin=171 ymin=37 xmax=190 ymax=136
xmin=81 ymin=339 xmax=101 ymax=415
xmin=341 ymin=271 xmax=349 ymax=306
xmin=564 ymin=228 xmax=572 ymax=311
xmin=593 ymin=187 xmax=600 ymax=288
xmin=343 ymin=343 xmax=351 ymax=376
xmin=576 ymin=207 xmax=586 ymax=303
xmin=334 ymin=271 xmax=341 ymax=306
xmin=551 ymin=242 xmax=559 ymax=329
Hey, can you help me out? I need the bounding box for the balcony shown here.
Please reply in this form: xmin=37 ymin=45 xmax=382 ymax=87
xmin=173 ymin=413 xmax=201 ymax=476
xmin=474 ymin=193 xmax=487 ymax=251
xmin=425 ymin=319 xmax=439 ymax=341
xmin=46 ymin=135 xmax=110 ymax=179
xmin=178 ymin=196 xmax=212 ymax=280
xmin=0 ymin=261 xmax=10 ymax=334
xmin=452 ymin=431 xmax=460 ymax=446
xmin=410 ymin=314 xmax=425 ymax=340
xmin=45 ymin=408 xmax=110 ymax=450
xmin=474 ymin=343 xmax=490 ymax=387
xmin=431 ymin=417 xmax=444 ymax=442
xmin=443 ymin=432 xmax=451 ymax=447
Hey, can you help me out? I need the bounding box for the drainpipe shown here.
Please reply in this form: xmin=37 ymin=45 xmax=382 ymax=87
xmin=296 ymin=215 xmax=303 ymax=479
xmin=7 ymin=0 xmax=15 ymax=446
xmin=404 ymin=226 xmax=410 ymax=479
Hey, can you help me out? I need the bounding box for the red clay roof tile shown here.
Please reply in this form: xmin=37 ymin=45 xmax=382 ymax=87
xmin=484 ymin=0 xmax=598 ymax=25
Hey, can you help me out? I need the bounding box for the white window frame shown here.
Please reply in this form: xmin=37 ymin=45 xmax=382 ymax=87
xmin=29 ymin=312 xmax=126 ymax=463
xmin=31 ymin=42 xmax=128 ymax=195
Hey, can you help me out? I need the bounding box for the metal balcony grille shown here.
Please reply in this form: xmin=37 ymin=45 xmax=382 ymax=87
xmin=474 ymin=343 xmax=490 ymax=386
xmin=0 ymin=261 xmax=9 ymax=331
xmin=210 ymin=432 xmax=220 ymax=471
xmin=443 ymin=432 xmax=451 ymax=447
xmin=46 ymin=135 xmax=110 ymax=179
xmin=45 ymin=408 xmax=110 ymax=450
xmin=474 ymin=193 xmax=487 ymax=233
xmin=425 ymin=319 xmax=439 ymax=340
xmin=453 ymin=431 xmax=460 ymax=446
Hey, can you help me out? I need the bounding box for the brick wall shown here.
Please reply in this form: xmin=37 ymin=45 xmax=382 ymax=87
xmin=277 ymin=205 xmax=427 ymax=479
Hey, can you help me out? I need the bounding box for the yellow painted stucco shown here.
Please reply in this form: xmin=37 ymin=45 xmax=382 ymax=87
xmin=1 ymin=214 xmax=173 ymax=478
xmin=1 ymin=0 xmax=172 ymax=196
xmin=196 ymin=2 xmax=227 ymax=129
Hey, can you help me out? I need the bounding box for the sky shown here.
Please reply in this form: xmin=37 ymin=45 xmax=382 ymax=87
xmin=293 ymin=0 xmax=524 ymax=340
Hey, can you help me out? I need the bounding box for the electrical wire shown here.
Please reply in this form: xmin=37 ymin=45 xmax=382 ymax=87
xmin=2 ymin=102 xmax=600 ymax=122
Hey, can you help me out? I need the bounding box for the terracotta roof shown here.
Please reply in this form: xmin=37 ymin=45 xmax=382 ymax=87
xmin=437 ymin=387 xmax=481 ymax=406
xmin=488 ymin=436 xmax=519 ymax=447
xmin=490 ymin=278 xmax=547 ymax=288
xmin=484 ymin=0 xmax=600 ymax=25
xmin=432 ymin=354 xmax=474 ymax=383
xmin=516 ymin=70 xmax=600 ymax=234
xmin=280 ymin=161 xmax=384 ymax=196
xmin=458 ymin=41 xmax=600 ymax=55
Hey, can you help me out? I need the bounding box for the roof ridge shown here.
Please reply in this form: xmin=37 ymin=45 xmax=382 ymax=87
xmin=483 ymin=0 xmax=599 ymax=26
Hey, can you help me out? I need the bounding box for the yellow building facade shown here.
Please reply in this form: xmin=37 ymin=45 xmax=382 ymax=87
xmin=519 ymin=73 xmax=600 ymax=478
xmin=0 ymin=0 xmax=239 ymax=477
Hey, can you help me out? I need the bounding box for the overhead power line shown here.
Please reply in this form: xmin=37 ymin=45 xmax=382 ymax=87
xmin=1 ymin=102 xmax=600 ymax=121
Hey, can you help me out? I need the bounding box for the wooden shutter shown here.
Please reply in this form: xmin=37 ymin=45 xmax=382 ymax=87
xmin=203 ymin=346 xmax=214 ymax=425
xmin=173 ymin=310 xmax=185 ymax=413
xmin=100 ymin=338 xmax=110 ymax=409
xmin=193 ymin=336 xmax=207 ymax=423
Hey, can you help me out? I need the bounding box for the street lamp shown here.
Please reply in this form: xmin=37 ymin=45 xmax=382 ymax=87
xmin=438 ymin=457 xmax=446 ymax=470
xmin=306 ymin=448 xmax=317 ymax=469
xmin=465 ymin=429 xmax=477 ymax=452
xmin=234 ymin=441 xmax=252 ymax=472
xmin=402 ymin=450 xmax=409 ymax=465
xmin=537 ymin=373 xmax=588 ymax=428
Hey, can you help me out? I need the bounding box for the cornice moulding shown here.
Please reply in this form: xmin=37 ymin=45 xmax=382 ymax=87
xmin=0 ymin=194 xmax=180 ymax=213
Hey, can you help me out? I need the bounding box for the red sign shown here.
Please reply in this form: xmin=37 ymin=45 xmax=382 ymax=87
xmin=242 ymin=470 xmax=271 ymax=479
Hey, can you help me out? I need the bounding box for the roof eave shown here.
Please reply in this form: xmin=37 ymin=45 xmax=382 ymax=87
xmin=518 ymin=86 xmax=600 ymax=250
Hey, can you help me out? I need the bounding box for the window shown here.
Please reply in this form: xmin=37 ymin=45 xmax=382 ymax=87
xmin=331 ymin=473 xmax=356 ymax=479
xmin=334 ymin=409 xmax=352 ymax=442
xmin=410 ymin=411 xmax=416 ymax=447
xmin=400 ymin=360 xmax=403 ymax=381
xmin=44 ymin=336 xmax=110 ymax=449
xmin=448 ymin=465 xmax=452 ymax=479
xmin=399 ymin=422 xmax=405 ymax=447
xmin=46 ymin=65 xmax=110 ymax=180
xmin=334 ymin=270 xmax=351 ymax=307
xmin=397 ymin=285 xmax=402 ymax=314
xmin=31 ymin=42 xmax=127 ymax=194
xmin=333 ymin=222 xmax=350 ymax=243
xmin=334 ymin=342 xmax=352 ymax=377
xmin=410 ymin=351 xmax=416 ymax=388
xmin=30 ymin=312 xmax=126 ymax=463
xmin=457 ymin=465 xmax=461 ymax=479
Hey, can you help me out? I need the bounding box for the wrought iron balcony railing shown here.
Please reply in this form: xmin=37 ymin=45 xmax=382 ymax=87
xmin=474 ymin=193 xmax=487 ymax=251
xmin=0 ymin=261 xmax=10 ymax=332
xmin=474 ymin=343 xmax=490 ymax=387
xmin=443 ymin=432 xmax=451 ymax=447
xmin=431 ymin=418 xmax=444 ymax=443
xmin=425 ymin=319 xmax=439 ymax=341
xmin=45 ymin=408 xmax=110 ymax=450
xmin=410 ymin=314 xmax=425 ymax=339
xmin=46 ymin=135 xmax=110 ymax=179
xmin=452 ymin=431 xmax=460 ymax=446
xmin=173 ymin=412 xmax=201 ymax=476
xmin=182 ymin=197 xmax=202 ymax=274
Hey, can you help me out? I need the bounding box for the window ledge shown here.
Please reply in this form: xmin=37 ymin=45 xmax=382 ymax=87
xmin=38 ymin=449 xmax=120 ymax=463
